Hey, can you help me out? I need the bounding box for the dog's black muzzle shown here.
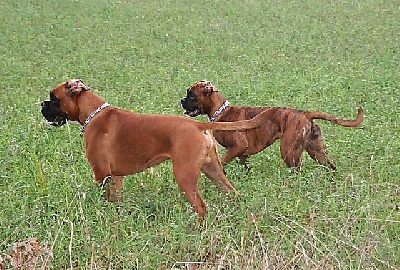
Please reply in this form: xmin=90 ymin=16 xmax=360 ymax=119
xmin=41 ymin=100 xmax=68 ymax=126
xmin=181 ymin=96 xmax=201 ymax=117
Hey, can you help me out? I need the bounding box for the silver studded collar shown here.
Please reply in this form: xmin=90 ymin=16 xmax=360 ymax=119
xmin=209 ymin=100 xmax=230 ymax=122
xmin=80 ymin=102 xmax=110 ymax=135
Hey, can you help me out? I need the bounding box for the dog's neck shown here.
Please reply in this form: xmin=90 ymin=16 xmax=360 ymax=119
xmin=77 ymin=91 xmax=109 ymax=134
xmin=209 ymin=100 xmax=230 ymax=122
xmin=80 ymin=102 xmax=110 ymax=135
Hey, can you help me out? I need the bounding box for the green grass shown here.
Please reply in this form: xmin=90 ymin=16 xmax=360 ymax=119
xmin=0 ymin=0 xmax=399 ymax=268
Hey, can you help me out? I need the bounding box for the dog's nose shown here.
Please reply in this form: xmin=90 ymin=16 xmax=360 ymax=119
xmin=180 ymin=97 xmax=186 ymax=104
xmin=41 ymin=100 xmax=49 ymax=107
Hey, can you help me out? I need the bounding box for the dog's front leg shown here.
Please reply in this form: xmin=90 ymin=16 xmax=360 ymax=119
xmin=222 ymin=134 xmax=249 ymax=165
xmin=101 ymin=175 xmax=124 ymax=203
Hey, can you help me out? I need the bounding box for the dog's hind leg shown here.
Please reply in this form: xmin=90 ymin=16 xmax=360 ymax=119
xmin=201 ymin=159 xmax=237 ymax=192
xmin=170 ymin=141 xmax=208 ymax=216
xmin=280 ymin=131 xmax=305 ymax=170
xmin=173 ymin=166 xmax=207 ymax=217
xmin=306 ymin=146 xmax=336 ymax=169
xmin=201 ymin=136 xmax=238 ymax=192
xmin=305 ymin=125 xmax=336 ymax=169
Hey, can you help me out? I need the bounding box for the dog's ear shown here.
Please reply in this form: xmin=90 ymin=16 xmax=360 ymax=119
xmin=201 ymin=80 xmax=218 ymax=94
xmin=65 ymin=79 xmax=90 ymax=97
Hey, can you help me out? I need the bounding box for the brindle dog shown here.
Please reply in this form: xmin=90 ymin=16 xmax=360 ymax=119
xmin=181 ymin=80 xmax=363 ymax=170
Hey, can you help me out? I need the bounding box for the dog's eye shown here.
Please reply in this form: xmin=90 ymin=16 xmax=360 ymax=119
xmin=50 ymin=93 xmax=60 ymax=105
xmin=188 ymin=91 xmax=196 ymax=100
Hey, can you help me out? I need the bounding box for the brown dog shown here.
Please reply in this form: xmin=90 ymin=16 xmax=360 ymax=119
xmin=181 ymin=80 xmax=363 ymax=170
xmin=41 ymin=79 xmax=276 ymax=217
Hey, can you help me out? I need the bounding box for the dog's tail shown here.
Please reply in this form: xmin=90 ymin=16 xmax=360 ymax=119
xmin=196 ymin=107 xmax=275 ymax=131
xmin=305 ymin=107 xmax=363 ymax=127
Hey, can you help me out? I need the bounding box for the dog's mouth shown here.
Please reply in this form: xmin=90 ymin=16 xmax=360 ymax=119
xmin=45 ymin=115 xmax=68 ymax=126
xmin=41 ymin=100 xmax=68 ymax=126
xmin=183 ymin=108 xmax=201 ymax=117
xmin=181 ymin=96 xmax=202 ymax=117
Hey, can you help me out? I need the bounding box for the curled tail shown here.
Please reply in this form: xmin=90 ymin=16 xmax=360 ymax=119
xmin=305 ymin=107 xmax=363 ymax=127
xmin=197 ymin=107 xmax=275 ymax=131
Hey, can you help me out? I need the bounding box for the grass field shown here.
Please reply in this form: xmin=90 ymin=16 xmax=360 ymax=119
xmin=0 ymin=0 xmax=399 ymax=269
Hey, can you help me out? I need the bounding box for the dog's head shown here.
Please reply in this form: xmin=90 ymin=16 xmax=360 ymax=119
xmin=41 ymin=79 xmax=90 ymax=126
xmin=181 ymin=80 xmax=220 ymax=117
